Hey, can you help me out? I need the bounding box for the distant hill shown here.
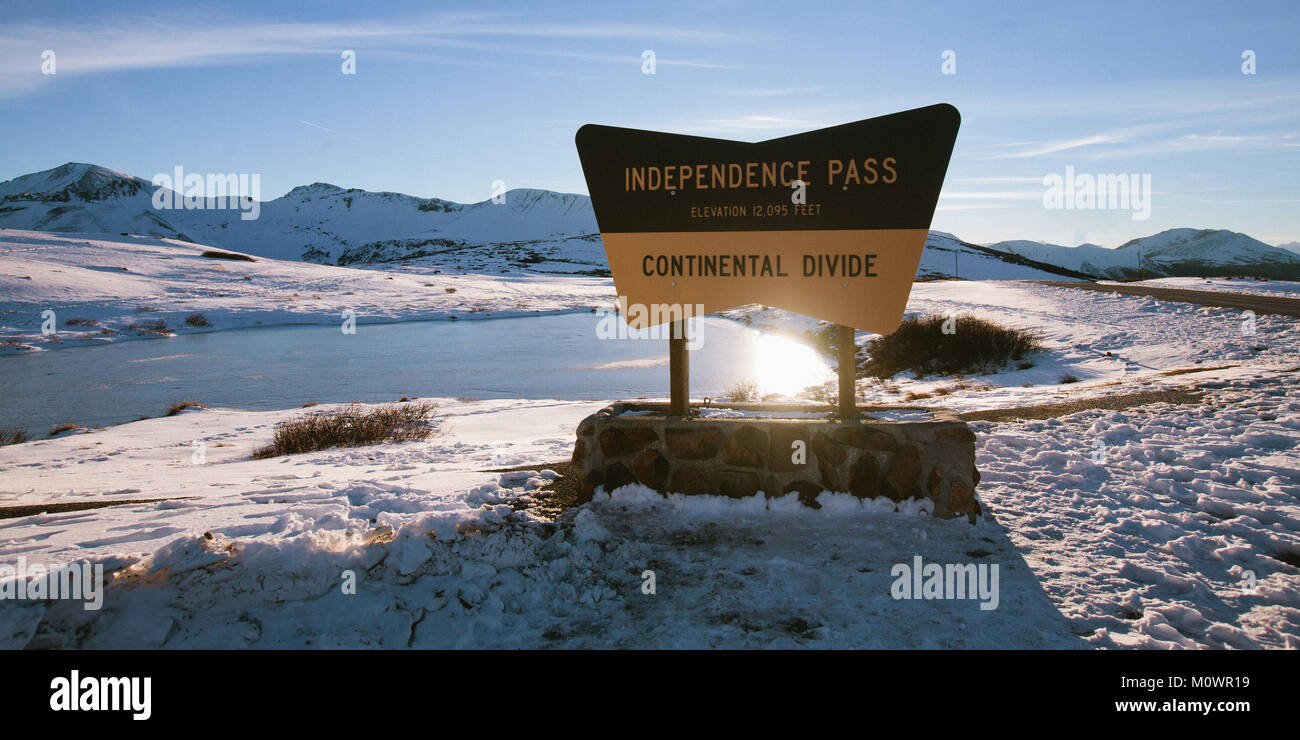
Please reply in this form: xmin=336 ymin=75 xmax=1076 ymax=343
xmin=991 ymin=228 xmax=1300 ymax=280
xmin=917 ymin=232 xmax=1091 ymax=281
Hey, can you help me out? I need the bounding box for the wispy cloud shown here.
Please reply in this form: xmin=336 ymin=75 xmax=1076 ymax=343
xmin=939 ymin=190 xmax=1042 ymax=200
xmin=935 ymin=203 xmax=1014 ymax=211
xmin=0 ymin=11 xmax=751 ymax=96
xmin=979 ymin=132 xmax=1133 ymax=159
xmin=955 ymin=176 xmax=1044 ymax=183
xmin=723 ymin=85 xmax=824 ymax=96
xmin=297 ymin=120 xmax=361 ymax=143
xmin=672 ymin=114 xmax=825 ymax=137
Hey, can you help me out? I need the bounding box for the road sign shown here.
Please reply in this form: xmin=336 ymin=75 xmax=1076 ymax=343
xmin=576 ymin=103 xmax=960 ymax=334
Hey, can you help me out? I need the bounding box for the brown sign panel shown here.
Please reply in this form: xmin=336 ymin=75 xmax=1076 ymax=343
xmin=575 ymin=103 xmax=960 ymax=333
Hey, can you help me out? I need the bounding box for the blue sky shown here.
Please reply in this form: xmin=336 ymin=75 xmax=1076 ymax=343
xmin=0 ymin=0 xmax=1297 ymax=247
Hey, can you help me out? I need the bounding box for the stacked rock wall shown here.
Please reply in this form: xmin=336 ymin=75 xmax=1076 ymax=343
xmin=573 ymin=403 xmax=981 ymax=521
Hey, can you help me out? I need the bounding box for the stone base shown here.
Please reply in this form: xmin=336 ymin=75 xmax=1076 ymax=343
xmin=572 ymin=402 xmax=981 ymax=521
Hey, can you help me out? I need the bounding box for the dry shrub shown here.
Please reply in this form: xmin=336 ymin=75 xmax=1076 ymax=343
xmin=253 ymin=402 xmax=436 ymax=458
xmin=861 ymin=314 xmax=1043 ymax=379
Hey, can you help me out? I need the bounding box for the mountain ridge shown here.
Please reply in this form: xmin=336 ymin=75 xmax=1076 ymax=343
xmin=2 ymin=162 xmax=1297 ymax=280
xmin=993 ymin=227 xmax=1300 ymax=280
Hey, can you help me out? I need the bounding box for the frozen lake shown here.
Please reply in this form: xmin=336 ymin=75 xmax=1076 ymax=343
xmin=0 ymin=313 xmax=833 ymax=437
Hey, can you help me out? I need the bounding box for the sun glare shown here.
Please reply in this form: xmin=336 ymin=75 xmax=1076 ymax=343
xmin=751 ymin=332 xmax=835 ymax=398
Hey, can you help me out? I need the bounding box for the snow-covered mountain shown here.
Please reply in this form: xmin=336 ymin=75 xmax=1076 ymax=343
xmin=2 ymin=163 xmax=1295 ymax=280
xmin=917 ymin=231 xmax=1090 ymax=281
xmin=0 ymin=163 xmax=604 ymax=274
xmin=1274 ymin=241 xmax=1300 ymax=256
xmin=984 ymin=239 xmax=1122 ymax=276
xmin=992 ymin=229 xmax=1300 ymax=280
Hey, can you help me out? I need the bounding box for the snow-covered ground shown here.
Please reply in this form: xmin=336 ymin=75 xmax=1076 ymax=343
xmin=0 ymin=229 xmax=613 ymax=353
xmin=1 ymin=272 xmax=1297 ymax=648
xmin=0 ymin=227 xmax=1076 ymax=355
xmin=0 ymin=398 xmax=598 ymax=566
xmin=732 ymin=278 xmax=1299 ymax=411
xmin=975 ymin=372 xmax=1300 ymax=649
xmin=1 ymin=370 xmax=1295 ymax=649
xmin=867 ymin=280 xmax=1297 ymax=405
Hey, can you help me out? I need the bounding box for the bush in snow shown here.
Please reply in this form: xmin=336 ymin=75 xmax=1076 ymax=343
xmin=0 ymin=426 xmax=30 ymax=446
xmin=253 ymin=402 xmax=436 ymax=458
xmin=200 ymin=250 xmax=255 ymax=262
xmin=723 ymin=378 xmax=760 ymax=402
xmin=126 ymin=318 xmax=169 ymax=335
xmin=861 ymin=313 xmax=1042 ymax=379
xmin=165 ymin=399 xmax=206 ymax=416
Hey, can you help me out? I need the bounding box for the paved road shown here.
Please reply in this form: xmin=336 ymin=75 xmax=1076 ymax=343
xmin=1033 ymin=281 xmax=1300 ymax=318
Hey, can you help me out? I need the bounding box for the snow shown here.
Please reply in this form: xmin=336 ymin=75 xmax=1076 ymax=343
xmin=917 ymin=231 xmax=1077 ymax=281
xmin=694 ymin=408 xmax=828 ymax=419
xmin=3 ymin=166 xmax=1299 ymax=649
xmin=0 ymin=164 xmax=601 ymax=267
xmin=4 ymin=163 xmax=1296 ymax=285
xmin=974 ymin=373 xmax=1300 ymax=649
xmin=5 ymin=372 xmax=1293 ymax=648
xmin=0 ymin=405 xmax=1078 ymax=649
xmin=3 ymin=274 xmax=1297 ymax=646
xmin=0 ymin=398 xmax=604 ymax=567
xmin=865 ymin=409 xmax=936 ymax=421
xmin=0 ymin=229 xmax=614 ymax=353
xmin=691 ymin=408 xmax=934 ymax=421
xmin=725 ymin=278 xmax=1299 ymax=413
xmin=882 ymin=280 xmax=1298 ymax=400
